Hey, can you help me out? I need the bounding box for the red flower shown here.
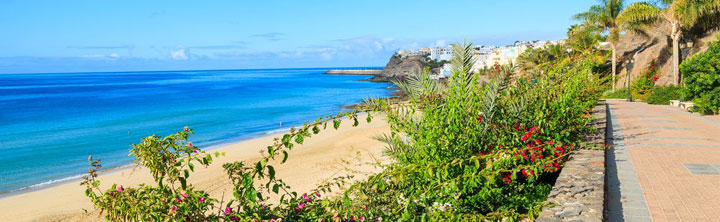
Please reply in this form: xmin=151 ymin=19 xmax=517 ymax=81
xmin=503 ymin=174 xmax=512 ymax=183
xmin=522 ymin=133 xmax=532 ymax=142
xmin=529 ymin=126 xmax=538 ymax=132
xmin=477 ymin=115 xmax=483 ymax=122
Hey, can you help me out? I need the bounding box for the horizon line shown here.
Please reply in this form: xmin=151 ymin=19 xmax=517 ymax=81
xmin=0 ymin=65 xmax=387 ymax=75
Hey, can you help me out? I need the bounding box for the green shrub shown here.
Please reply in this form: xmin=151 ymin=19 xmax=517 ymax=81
xmin=646 ymin=86 xmax=683 ymax=105
xmin=631 ymin=62 xmax=659 ymax=101
xmin=602 ymin=88 xmax=629 ymax=99
xmin=681 ymin=35 xmax=720 ymax=114
xmin=692 ymin=87 xmax=720 ymax=114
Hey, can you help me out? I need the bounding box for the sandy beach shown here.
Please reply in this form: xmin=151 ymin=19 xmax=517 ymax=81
xmin=0 ymin=114 xmax=390 ymax=222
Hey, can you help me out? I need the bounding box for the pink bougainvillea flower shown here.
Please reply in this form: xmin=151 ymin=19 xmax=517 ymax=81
xmin=298 ymin=202 xmax=306 ymax=209
xmin=188 ymin=142 xmax=193 ymax=147
xmin=360 ymin=216 xmax=366 ymax=222
xmin=117 ymin=185 xmax=124 ymax=192
xmin=261 ymin=205 xmax=267 ymax=210
xmin=198 ymin=197 xmax=205 ymax=203
xmin=171 ymin=205 xmax=177 ymax=211
xmin=315 ymin=193 xmax=321 ymax=197
xmin=175 ymin=198 xmax=182 ymax=203
xmin=224 ymin=207 xmax=232 ymax=215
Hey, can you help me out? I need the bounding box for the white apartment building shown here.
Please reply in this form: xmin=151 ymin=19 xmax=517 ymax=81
xmin=430 ymin=46 xmax=453 ymax=61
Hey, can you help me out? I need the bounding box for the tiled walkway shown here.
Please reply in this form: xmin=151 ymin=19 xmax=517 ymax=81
xmin=606 ymin=101 xmax=720 ymax=222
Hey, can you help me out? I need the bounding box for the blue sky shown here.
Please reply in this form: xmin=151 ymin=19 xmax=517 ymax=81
xmin=0 ymin=0 xmax=639 ymax=74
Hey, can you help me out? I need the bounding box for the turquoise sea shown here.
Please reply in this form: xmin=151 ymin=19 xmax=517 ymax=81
xmin=0 ymin=68 xmax=391 ymax=194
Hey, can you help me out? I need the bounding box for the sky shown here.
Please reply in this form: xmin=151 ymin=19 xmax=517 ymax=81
xmin=0 ymin=0 xmax=641 ymax=74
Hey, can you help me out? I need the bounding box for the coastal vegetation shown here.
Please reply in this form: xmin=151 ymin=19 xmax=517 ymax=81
xmin=77 ymin=2 xmax=720 ymax=222
xmin=82 ymin=37 xmax=605 ymax=221
xmin=680 ymin=35 xmax=720 ymax=114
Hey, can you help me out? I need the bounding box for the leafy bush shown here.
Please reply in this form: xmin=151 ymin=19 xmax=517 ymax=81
xmin=692 ymin=87 xmax=720 ymax=114
xmin=645 ymin=86 xmax=683 ymax=105
xmin=82 ymin=42 xmax=603 ymax=221
xmin=681 ymin=36 xmax=720 ymax=114
xmin=602 ymin=88 xmax=629 ymax=99
xmin=631 ymin=62 xmax=659 ymax=100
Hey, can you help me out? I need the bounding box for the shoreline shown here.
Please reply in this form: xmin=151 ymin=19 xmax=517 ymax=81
xmin=0 ymin=113 xmax=390 ymax=222
xmin=0 ymin=126 xmax=295 ymax=200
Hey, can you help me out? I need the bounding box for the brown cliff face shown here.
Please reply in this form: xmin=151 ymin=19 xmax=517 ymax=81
xmin=614 ymin=20 xmax=720 ymax=88
xmin=381 ymin=55 xmax=427 ymax=79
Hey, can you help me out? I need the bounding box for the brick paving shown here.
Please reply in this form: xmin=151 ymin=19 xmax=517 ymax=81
xmin=607 ymin=101 xmax=720 ymax=222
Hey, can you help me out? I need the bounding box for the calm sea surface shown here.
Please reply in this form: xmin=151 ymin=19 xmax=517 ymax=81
xmin=0 ymin=68 xmax=391 ymax=194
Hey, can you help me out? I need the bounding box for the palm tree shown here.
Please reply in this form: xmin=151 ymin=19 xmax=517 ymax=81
xmin=574 ymin=0 xmax=624 ymax=90
xmin=619 ymin=0 xmax=720 ymax=85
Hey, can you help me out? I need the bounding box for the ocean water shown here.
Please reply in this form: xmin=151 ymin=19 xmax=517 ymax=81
xmin=0 ymin=68 xmax=391 ymax=194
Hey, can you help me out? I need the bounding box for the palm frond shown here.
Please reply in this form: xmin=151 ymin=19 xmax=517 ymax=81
xmin=618 ymin=2 xmax=662 ymax=32
xmin=450 ymin=41 xmax=477 ymax=84
xmin=391 ymin=67 xmax=446 ymax=101
xmin=373 ymin=133 xmax=413 ymax=158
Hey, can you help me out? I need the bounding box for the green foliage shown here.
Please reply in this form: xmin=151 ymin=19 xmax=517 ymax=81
xmin=83 ymin=128 xmax=220 ymax=221
xmin=573 ymin=0 xmax=624 ymax=43
xmin=328 ymin=42 xmax=603 ymax=220
xmin=630 ymin=62 xmax=659 ymax=100
xmin=82 ymin=41 xmax=603 ymax=221
xmin=428 ymin=59 xmax=448 ymax=69
xmin=646 ymin=86 xmax=684 ymax=105
xmin=602 ymin=88 xmax=629 ymax=99
xmin=681 ymin=36 xmax=720 ymax=114
xmin=617 ymin=2 xmax=662 ymax=32
xmin=566 ymin=24 xmax=605 ymax=54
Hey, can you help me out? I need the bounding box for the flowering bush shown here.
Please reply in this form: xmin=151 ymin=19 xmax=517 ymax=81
xmin=82 ymin=42 xmax=602 ymax=221
xmin=631 ymin=61 xmax=659 ymax=101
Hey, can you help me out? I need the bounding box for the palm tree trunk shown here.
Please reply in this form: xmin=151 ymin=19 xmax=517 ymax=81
xmin=671 ymin=22 xmax=682 ymax=85
xmin=611 ymin=44 xmax=617 ymax=91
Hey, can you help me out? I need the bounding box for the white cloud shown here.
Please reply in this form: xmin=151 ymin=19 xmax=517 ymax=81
xmin=171 ymin=48 xmax=188 ymax=60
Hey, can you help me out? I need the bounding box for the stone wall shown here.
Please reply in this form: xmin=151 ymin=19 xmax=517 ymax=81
xmin=536 ymin=101 xmax=607 ymax=222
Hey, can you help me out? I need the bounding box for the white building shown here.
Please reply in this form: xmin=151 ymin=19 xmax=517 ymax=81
xmin=430 ymin=45 xmax=453 ymax=61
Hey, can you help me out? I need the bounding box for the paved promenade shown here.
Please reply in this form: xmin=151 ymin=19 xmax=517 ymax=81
xmin=606 ymin=101 xmax=720 ymax=222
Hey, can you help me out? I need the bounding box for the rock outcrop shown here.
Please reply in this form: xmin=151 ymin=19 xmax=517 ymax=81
xmin=378 ymin=55 xmax=428 ymax=81
xmin=614 ymin=20 xmax=720 ymax=88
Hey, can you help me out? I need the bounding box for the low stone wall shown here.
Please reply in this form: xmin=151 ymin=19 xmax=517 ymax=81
xmin=536 ymin=101 xmax=607 ymax=222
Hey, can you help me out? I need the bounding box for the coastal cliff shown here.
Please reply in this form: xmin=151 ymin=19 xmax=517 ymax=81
xmin=365 ymin=55 xmax=434 ymax=82
xmin=382 ymin=55 xmax=427 ymax=78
